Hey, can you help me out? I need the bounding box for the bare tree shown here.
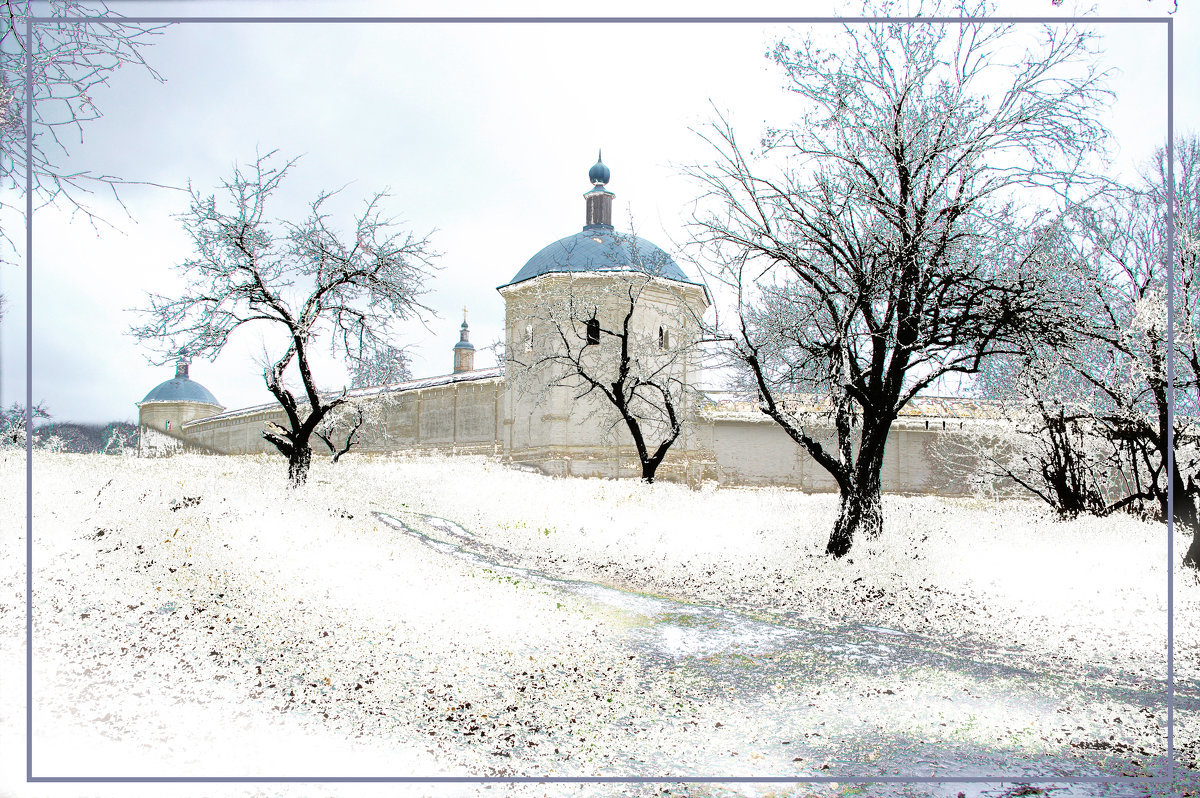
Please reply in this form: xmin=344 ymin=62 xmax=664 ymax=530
xmin=130 ymin=152 xmax=437 ymax=485
xmin=313 ymin=393 xmax=392 ymax=463
xmin=0 ymin=399 xmax=48 ymax=447
xmin=508 ymin=268 xmax=703 ymax=483
xmin=101 ymin=421 xmax=136 ymax=456
xmin=1044 ymin=138 xmax=1200 ymax=566
xmin=952 ymin=224 xmax=1143 ymax=518
xmin=1 ymin=0 xmax=165 ymax=261
xmin=688 ymin=11 xmax=1109 ymax=558
xmin=309 ymin=337 xmax=412 ymax=464
xmin=314 ymin=401 xmax=367 ymax=463
xmin=958 ymin=140 xmax=1200 ymax=569
xmin=348 ymin=341 xmax=411 ymax=388
xmin=302 ymin=343 xmax=413 ymax=463
xmin=938 ymin=363 xmax=1130 ymax=518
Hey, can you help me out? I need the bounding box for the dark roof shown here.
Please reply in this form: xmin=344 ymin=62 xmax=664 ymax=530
xmin=140 ymin=376 xmax=222 ymax=406
xmin=501 ymin=227 xmax=696 ymax=289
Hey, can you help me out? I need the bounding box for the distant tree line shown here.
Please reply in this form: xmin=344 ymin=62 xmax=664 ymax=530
xmin=1 ymin=402 xmax=135 ymax=453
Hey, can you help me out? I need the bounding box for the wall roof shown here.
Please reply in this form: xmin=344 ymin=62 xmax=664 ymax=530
xmin=187 ymin=367 xmax=503 ymax=425
xmin=700 ymin=393 xmax=1009 ymax=422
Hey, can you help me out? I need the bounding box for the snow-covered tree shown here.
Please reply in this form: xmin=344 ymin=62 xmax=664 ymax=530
xmin=935 ymin=365 xmax=1129 ymax=517
xmin=0 ymin=399 xmax=49 ymax=447
xmin=1045 ymin=139 xmax=1199 ymax=564
xmin=312 ymin=394 xmax=393 ymax=463
xmin=957 ymin=137 xmax=1200 ymax=567
xmin=1 ymin=0 xmax=165 ymax=263
xmin=688 ymin=8 xmax=1109 ymax=558
xmin=101 ymin=422 xmax=136 ymax=456
xmin=130 ymin=152 xmax=438 ymax=485
xmin=348 ymin=342 xmax=411 ymax=388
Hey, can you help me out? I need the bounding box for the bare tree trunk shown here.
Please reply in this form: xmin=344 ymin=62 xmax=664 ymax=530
xmin=825 ymin=429 xmax=887 ymax=558
xmin=287 ymin=444 xmax=312 ymax=486
xmin=1185 ymin=524 xmax=1200 ymax=570
xmin=615 ymin=400 xmax=678 ymax=485
xmin=1183 ymin=521 xmax=1200 ymax=570
xmin=1147 ymin=367 xmax=1200 ymax=570
xmin=827 ymin=469 xmax=883 ymax=559
xmin=1175 ymin=470 xmax=1200 ymax=568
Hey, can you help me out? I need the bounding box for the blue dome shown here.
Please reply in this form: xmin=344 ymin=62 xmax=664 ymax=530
xmin=141 ymin=376 xmax=221 ymax=406
xmin=502 ymin=229 xmax=695 ymax=288
xmin=588 ymin=154 xmax=610 ymax=185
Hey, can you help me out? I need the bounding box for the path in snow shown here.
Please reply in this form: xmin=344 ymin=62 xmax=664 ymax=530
xmin=376 ymin=510 xmax=1184 ymax=797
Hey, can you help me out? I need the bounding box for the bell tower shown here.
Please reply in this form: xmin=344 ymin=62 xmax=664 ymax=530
xmin=453 ymin=307 xmax=475 ymax=373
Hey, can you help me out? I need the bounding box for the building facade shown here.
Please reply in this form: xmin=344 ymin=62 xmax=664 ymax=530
xmin=138 ymin=157 xmax=993 ymax=495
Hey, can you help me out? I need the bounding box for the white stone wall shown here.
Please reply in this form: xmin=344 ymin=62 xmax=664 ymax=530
xmin=171 ymin=375 xmax=504 ymax=459
xmin=702 ymin=415 xmax=977 ymax=495
xmin=499 ymin=272 xmax=710 ymax=476
xmin=139 ymin=262 xmax=996 ymax=497
xmin=137 ymin=400 xmax=226 ymax=456
xmin=141 ymin=371 xmax=995 ymax=496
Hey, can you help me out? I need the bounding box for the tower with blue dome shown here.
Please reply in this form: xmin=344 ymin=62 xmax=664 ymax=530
xmin=136 ymin=354 xmax=224 ymax=455
xmin=497 ymin=154 xmax=710 ymax=478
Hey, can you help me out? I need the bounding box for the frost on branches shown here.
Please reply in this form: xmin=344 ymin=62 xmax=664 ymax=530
xmin=311 ymin=394 xmax=395 ymax=463
xmin=0 ymin=1 xmax=165 ymax=262
xmin=130 ymin=152 xmax=437 ymax=486
xmin=0 ymin=400 xmax=49 ymax=448
xmin=688 ymin=6 xmax=1108 ymax=558
xmin=974 ymin=137 xmax=1200 ymax=567
xmin=348 ymin=342 xmax=412 ymax=389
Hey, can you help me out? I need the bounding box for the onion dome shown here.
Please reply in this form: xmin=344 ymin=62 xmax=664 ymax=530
xmin=588 ymin=150 xmax=611 ymax=186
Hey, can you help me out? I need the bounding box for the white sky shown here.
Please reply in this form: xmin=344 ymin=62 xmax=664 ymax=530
xmin=0 ymin=0 xmax=1193 ymax=424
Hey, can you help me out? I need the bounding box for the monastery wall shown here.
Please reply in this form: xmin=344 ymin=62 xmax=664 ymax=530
xmin=157 ymin=372 xmax=987 ymax=496
xmin=139 ymin=158 xmax=1006 ymax=497
xmin=376 ymin=375 xmax=503 ymax=454
xmin=699 ymin=416 xmax=979 ymax=495
xmin=175 ymin=373 xmax=504 ymax=458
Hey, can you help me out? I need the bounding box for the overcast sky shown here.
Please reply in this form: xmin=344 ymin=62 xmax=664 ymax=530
xmin=1 ymin=0 xmax=1194 ymax=424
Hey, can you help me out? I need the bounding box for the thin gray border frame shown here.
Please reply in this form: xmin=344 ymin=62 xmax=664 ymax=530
xmin=21 ymin=9 xmax=1171 ymax=787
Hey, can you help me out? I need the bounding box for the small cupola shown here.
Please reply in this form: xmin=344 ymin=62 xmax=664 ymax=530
xmin=453 ymin=307 xmax=475 ymax=373
xmin=584 ymin=150 xmax=614 ymax=230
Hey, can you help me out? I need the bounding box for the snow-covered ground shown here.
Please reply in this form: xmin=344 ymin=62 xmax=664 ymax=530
xmin=1 ymin=451 xmax=1196 ymax=798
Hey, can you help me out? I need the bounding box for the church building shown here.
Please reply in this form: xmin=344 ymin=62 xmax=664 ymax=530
xmin=138 ymin=156 xmax=993 ymax=494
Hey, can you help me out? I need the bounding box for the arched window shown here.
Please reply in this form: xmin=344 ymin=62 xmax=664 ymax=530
xmin=586 ymin=318 xmax=600 ymax=345
xmin=658 ymin=326 xmax=669 ymax=350
xmin=524 ymin=323 xmax=534 ymax=352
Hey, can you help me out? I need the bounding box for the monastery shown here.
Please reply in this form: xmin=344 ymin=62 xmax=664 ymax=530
xmin=137 ymin=157 xmax=995 ymax=495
